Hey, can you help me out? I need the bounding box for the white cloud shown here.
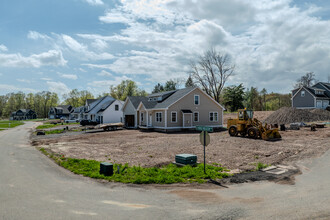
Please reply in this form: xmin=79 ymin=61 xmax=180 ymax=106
xmin=62 ymin=34 xmax=87 ymax=52
xmin=0 ymin=44 xmax=8 ymax=52
xmin=17 ymin=79 xmax=32 ymax=83
xmin=83 ymin=0 xmax=104 ymax=6
xmin=86 ymin=0 xmax=330 ymax=92
xmin=97 ymin=70 xmax=112 ymax=77
xmin=46 ymin=81 xmax=70 ymax=96
xmin=27 ymin=31 xmax=51 ymax=40
xmin=91 ymin=39 xmax=108 ymax=50
xmin=58 ymin=73 xmax=78 ymax=80
xmin=62 ymin=34 xmax=114 ymax=60
xmin=0 ymin=50 xmax=67 ymax=68
xmin=87 ymin=76 xmax=132 ymax=93
xmin=41 ymin=77 xmax=52 ymax=81
xmin=0 ymin=84 xmax=37 ymax=93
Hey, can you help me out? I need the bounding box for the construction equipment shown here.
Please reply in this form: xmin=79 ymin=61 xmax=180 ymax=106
xmin=227 ymin=109 xmax=281 ymax=141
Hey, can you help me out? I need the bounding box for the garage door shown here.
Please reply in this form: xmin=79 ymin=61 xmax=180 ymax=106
xmin=316 ymin=100 xmax=322 ymax=108
xmin=125 ymin=115 xmax=135 ymax=127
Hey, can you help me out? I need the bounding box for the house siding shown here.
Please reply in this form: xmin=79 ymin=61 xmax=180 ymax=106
xmin=123 ymin=99 xmax=138 ymax=127
xmin=167 ymin=89 xmax=223 ymax=128
xmin=99 ymin=100 xmax=124 ymax=124
xmin=292 ymin=88 xmax=315 ymax=108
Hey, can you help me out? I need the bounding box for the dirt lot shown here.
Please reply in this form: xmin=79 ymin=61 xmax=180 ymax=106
xmin=32 ymin=122 xmax=330 ymax=172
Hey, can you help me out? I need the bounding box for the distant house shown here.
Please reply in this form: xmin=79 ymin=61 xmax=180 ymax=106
xmin=292 ymin=82 xmax=330 ymax=109
xmin=122 ymin=87 xmax=225 ymax=131
xmin=48 ymin=105 xmax=74 ymax=119
xmin=10 ymin=109 xmax=37 ymax=120
xmin=71 ymin=106 xmax=85 ymax=121
xmin=77 ymin=96 xmax=124 ymax=124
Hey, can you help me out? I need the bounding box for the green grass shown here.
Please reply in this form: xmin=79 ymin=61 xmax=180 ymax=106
xmin=39 ymin=148 xmax=230 ymax=184
xmin=0 ymin=129 xmax=5 ymax=131
xmin=0 ymin=121 xmax=24 ymax=128
xmin=44 ymin=129 xmax=64 ymax=135
xmin=256 ymin=162 xmax=270 ymax=171
xmin=36 ymin=122 xmax=79 ymax=130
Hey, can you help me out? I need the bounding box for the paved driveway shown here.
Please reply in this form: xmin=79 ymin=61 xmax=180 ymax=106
xmin=0 ymin=122 xmax=329 ymax=220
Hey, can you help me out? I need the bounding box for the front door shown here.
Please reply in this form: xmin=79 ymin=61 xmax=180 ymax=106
xmin=183 ymin=113 xmax=192 ymax=128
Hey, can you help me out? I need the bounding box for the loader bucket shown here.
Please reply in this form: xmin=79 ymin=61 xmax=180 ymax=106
xmin=261 ymin=129 xmax=282 ymax=141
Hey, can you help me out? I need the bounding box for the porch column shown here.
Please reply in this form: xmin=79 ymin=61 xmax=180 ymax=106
xmin=146 ymin=110 xmax=149 ymax=127
xmin=165 ymin=110 xmax=167 ymax=128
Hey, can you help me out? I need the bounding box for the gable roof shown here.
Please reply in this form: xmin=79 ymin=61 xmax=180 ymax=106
xmin=135 ymin=87 xmax=225 ymax=111
xmin=127 ymin=96 xmax=149 ymax=109
xmin=56 ymin=105 xmax=73 ymax=114
xmin=86 ymin=96 xmax=116 ymax=114
xmin=97 ymin=99 xmax=116 ymax=113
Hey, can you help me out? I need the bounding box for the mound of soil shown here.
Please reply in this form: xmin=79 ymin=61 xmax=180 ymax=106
xmin=265 ymin=107 xmax=330 ymax=124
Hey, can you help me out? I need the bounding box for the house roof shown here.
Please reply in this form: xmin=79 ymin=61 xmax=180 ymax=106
xmin=97 ymin=99 xmax=116 ymax=113
xmin=86 ymin=96 xmax=116 ymax=114
xmin=11 ymin=109 xmax=36 ymax=116
xmin=127 ymin=96 xmax=149 ymax=109
xmin=55 ymin=105 xmax=73 ymax=114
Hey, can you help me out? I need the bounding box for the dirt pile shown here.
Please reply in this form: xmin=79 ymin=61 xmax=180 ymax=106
xmin=265 ymin=107 xmax=330 ymax=124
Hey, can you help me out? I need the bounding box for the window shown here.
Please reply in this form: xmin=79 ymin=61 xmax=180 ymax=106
xmin=209 ymin=112 xmax=218 ymax=122
xmin=140 ymin=112 xmax=144 ymax=122
xmin=171 ymin=111 xmax=177 ymax=123
xmin=115 ymin=104 xmax=119 ymax=111
xmin=194 ymin=95 xmax=200 ymax=105
xmin=156 ymin=112 xmax=162 ymax=122
xmin=194 ymin=112 xmax=199 ymax=122
xmin=301 ymin=91 xmax=305 ymax=97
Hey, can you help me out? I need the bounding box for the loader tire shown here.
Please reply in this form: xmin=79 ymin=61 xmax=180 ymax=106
xmin=228 ymin=126 xmax=238 ymax=136
xmin=247 ymin=127 xmax=258 ymax=139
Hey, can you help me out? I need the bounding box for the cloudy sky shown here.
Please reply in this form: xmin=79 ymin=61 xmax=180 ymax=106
xmin=1 ymin=0 xmax=330 ymax=97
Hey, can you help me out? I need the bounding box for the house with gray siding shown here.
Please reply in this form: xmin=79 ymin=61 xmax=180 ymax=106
xmin=122 ymin=87 xmax=225 ymax=131
xmin=292 ymin=82 xmax=330 ymax=109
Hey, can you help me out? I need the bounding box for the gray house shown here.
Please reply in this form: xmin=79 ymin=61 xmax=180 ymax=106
xmin=292 ymin=82 xmax=330 ymax=109
xmin=10 ymin=109 xmax=37 ymax=120
xmin=122 ymin=87 xmax=225 ymax=131
xmin=48 ymin=105 xmax=74 ymax=119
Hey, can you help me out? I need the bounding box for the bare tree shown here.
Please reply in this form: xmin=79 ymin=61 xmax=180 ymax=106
xmin=190 ymin=48 xmax=235 ymax=103
xmin=295 ymin=72 xmax=316 ymax=88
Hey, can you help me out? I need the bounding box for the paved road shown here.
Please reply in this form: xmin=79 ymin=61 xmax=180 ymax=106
xmin=0 ymin=122 xmax=329 ymax=220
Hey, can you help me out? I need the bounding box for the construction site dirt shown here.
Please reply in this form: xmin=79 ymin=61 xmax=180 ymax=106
xmin=31 ymin=111 xmax=330 ymax=173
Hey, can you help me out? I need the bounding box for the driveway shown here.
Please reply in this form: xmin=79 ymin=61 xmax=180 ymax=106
xmin=0 ymin=122 xmax=329 ymax=219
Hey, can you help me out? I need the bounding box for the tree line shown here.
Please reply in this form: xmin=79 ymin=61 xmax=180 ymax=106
xmin=1 ymin=48 xmax=304 ymax=119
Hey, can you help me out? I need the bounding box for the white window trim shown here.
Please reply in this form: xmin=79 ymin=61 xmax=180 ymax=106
xmin=193 ymin=111 xmax=199 ymax=122
xmin=156 ymin=112 xmax=162 ymax=122
xmin=194 ymin=95 xmax=200 ymax=105
xmin=171 ymin=111 xmax=177 ymax=123
xmin=209 ymin=111 xmax=219 ymax=122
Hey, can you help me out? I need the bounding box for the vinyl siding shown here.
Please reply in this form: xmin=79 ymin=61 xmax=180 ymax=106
xmin=292 ymin=88 xmax=315 ymax=108
xmin=167 ymin=88 xmax=223 ymax=127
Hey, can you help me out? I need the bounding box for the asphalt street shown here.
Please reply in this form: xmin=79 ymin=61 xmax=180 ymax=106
xmin=0 ymin=122 xmax=329 ymax=220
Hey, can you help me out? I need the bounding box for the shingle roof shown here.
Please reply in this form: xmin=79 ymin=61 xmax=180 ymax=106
xmin=97 ymin=99 xmax=116 ymax=113
xmin=150 ymin=87 xmax=196 ymax=109
xmin=128 ymin=96 xmax=149 ymax=109
xmin=56 ymin=105 xmax=73 ymax=114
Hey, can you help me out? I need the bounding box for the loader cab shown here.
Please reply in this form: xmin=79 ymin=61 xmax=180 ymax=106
xmin=238 ymin=109 xmax=253 ymax=120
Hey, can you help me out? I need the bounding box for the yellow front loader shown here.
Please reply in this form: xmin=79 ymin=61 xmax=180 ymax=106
xmin=227 ymin=109 xmax=281 ymax=141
